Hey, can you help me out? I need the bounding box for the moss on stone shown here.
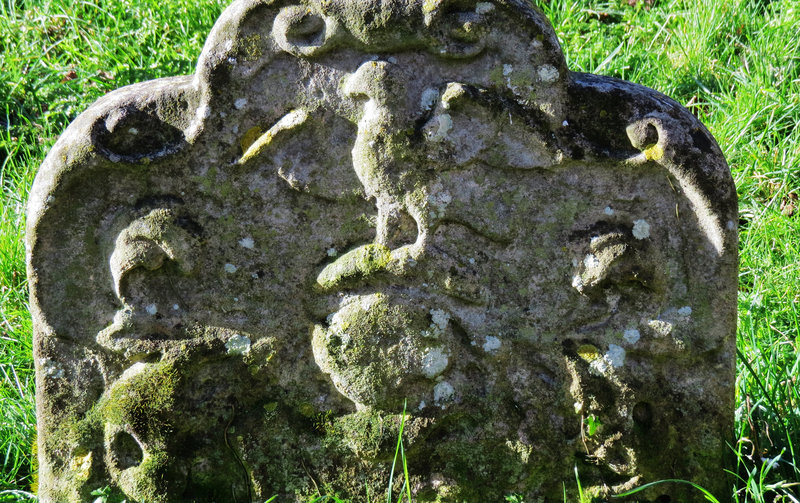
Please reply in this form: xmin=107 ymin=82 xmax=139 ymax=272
xmin=118 ymin=450 xmax=173 ymax=503
xmin=102 ymin=361 xmax=180 ymax=440
xmin=326 ymin=410 xmax=404 ymax=460
xmin=37 ymin=397 xmax=106 ymax=502
xmin=315 ymin=243 xmax=392 ymax=291
xmin=489 ymin=65 xmax=505 ymax=88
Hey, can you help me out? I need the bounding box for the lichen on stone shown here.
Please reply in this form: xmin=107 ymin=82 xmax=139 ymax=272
xmin=28 ymin=0 xmax=737 ymax=499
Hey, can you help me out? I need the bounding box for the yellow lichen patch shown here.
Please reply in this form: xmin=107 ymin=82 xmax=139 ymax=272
xmin=238 ymin=109 xmax=309 ymax=165
xmin=236 ymin=33 xmax=263 ymax=61
xmin=69 ymin=448 xmax=92 ymax=480
xmin=239 ymin=126 xmax=263 ymax=153
xmin=577 ymin=344 xmax=601 ymax=362
xmin=505 ymin=439 xmax=533 ymax=464
xmin=422 ymin=0 xmax=444 ymax=16
xmin=644 ymin=143 xmax=664 ymax=161
xmin=441 ymin=82 xmax=468 ymax=107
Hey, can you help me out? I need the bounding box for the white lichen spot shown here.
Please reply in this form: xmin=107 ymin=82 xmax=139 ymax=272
xmin=678 ymin=306 xmax=693 ymax=316
xmin=648 ymin=319 xmax=673 ymax=337
xmin=422 ymin=347 xmax=449 ymax=378
xmin=429 ymin=309 xmax=450 ymax=333
xmin=433 ymin=381 xmax=455 ymax=405
xmin=429 ymin=113 xmax=452 ymax=141
xmin=583 ymin=254 xmax=600 ymax=269
xmin=588 ymin=344 xmax=626 ymax=375
xmin=225 ymin=334 xmax=251 ymax=355
xmin=196 ymin=104 xmax=210 ymax=120
xmin=475 ymin=1 xmax=494 ymax=14
xmin=224 ymin=39 xmax=234 ymax=51
xmin=468 ymin=257 xmax=476 ymax=265
xmin=172 ymin=304 xmax=180 ymax=311
xmin=327 ymin=247 xmax=338 ymax=257
xmin=632 ymin=219 xmax=651 ymax=240
xmin=623 ymin=329 xmax=641 ymax=344
xmin=589 ymin=358 xmax=610 ymax=376
xmin=128 ymin=127 xmax=139 ymax=135
xmin=251 ymin=272 xmax=259 ymax=279
xmin=40 ymin=358 xmax=64 ymax=379
xmin=573 ymin=401 xmax=583 ymax=414
xmin=571 ymin=275 xmax=584 ymax=290
xmin=727 ymin=220 xmax=736 ymax=231
xmin=606 ymin=344 xmax=626 ymax=367
xmin=233 ymin=297 xmax=239 ymax=302
xmin=238 ymin=237 xmax=255 ymax=249
xmin=503 ymin=64 xmax=513 ymax=76
xmin=604 ymin=206 xmax=614 ymax=216
xmin=145 ymin=304 xmax=158 ymax=316
xmin=605 ymin=291 xmax=621 ymax=311
xmin=420 ymin=88 xmax=439 ymax=111
xmin=562 ymin=120 xmax=569 ymax=127
xmin=483 ymin=335 xmax=502 ymax=353
xmin=224 ymin=263 xmax=238 ymax=274
xmin=537 ymin=64 xmax=559 ymax=83
xmin=431 ymin=190 xmax=452 ymax=207
xmin=234 ymin=98 xmax=248 ymax=110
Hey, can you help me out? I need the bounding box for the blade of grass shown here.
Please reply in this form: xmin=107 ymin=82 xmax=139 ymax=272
xmin=388 ymin=401 xmax=408 ymax=503
xmin=612 ymin=479 xmax=720 ymax=502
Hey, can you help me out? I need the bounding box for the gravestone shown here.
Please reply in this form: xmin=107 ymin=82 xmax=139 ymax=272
xmin=27 ymin=0 xmax=737 ymax=501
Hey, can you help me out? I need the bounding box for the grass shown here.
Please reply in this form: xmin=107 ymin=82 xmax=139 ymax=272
xmin=1 ymin=0 xmax=799 ymax=500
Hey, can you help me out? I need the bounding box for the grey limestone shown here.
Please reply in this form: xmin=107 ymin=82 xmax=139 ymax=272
xmin=27 ymin=0 xmax=737 ymax=501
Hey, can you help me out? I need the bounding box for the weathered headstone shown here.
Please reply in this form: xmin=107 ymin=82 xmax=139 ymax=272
xmin=27 ymin=0 xmax=737 ymax=501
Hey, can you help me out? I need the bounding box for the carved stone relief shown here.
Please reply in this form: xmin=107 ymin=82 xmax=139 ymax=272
xmin=28 ymin=0 xmax=737 ymax=501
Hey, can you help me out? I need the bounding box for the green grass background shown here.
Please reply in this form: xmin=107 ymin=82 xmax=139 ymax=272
xmin=1 ymin=0 xmax=799 ymax=500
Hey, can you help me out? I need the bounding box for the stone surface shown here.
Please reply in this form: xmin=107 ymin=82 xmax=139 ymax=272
xmin=27 ymin=0 xmax=738 ymax=501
